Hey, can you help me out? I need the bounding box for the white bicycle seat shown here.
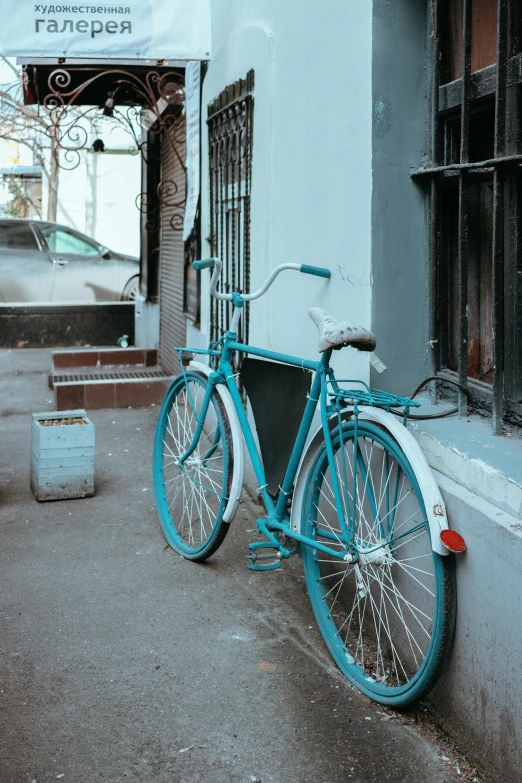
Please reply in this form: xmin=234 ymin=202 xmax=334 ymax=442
xmin=309 ymin=307 xmax=376 ymax=353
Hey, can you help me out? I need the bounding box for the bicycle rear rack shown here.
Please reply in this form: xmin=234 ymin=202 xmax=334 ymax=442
xmin=327 ymin=379 xmax=420 ymax=423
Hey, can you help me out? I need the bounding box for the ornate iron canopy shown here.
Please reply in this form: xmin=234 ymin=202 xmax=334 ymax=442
xmin=23 ymin=61 xmax=185 ymax=108
xmin=21 ymin=61 xmax=187 ymax=232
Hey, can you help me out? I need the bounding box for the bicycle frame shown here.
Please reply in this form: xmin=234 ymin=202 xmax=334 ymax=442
xmin=172 ymin=258 xmax=453 ymax=565
xmin=154 ymin=258 xmax=462 ymax=706
xmin=179 ymin=328 xmax=355 ymax=563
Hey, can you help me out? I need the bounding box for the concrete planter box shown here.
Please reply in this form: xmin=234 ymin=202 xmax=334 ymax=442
xmin=30 ymin=410 xmax=95 ymax=502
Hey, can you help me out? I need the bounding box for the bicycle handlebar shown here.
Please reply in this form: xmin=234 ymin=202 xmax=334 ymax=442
xmin=192 ymin=258 xmax=330 ymax=302
xmin=300 ymin=264 xmax=331 ymax=279
xmin=193 ymin=258 xmax=215 ymax=271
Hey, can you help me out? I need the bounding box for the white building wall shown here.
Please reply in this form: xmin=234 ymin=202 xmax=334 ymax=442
xmin=199 ymin=0 xmax=373 ymax=381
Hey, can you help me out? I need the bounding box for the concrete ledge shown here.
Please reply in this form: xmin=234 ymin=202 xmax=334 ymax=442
xmin=409 ymin=410 xmax=522 ymax=519
xmin=427 ymin=469 xmax=522 ymax=783
xmin=0 ymin=303 xmax=135 ymax=349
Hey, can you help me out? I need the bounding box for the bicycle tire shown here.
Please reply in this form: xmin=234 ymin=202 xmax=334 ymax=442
xmin=301 ymin=419 xmax=456 ymax=707
xmin=153 ymin=371 xmax=234 ymax=560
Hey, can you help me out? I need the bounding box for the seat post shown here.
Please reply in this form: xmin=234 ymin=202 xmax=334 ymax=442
xmin=320 ymin=349 xmax=333 ymax=370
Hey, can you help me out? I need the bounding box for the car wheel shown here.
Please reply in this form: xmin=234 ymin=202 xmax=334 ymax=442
xmin=122 ymin=276 xmax=140 ymax=301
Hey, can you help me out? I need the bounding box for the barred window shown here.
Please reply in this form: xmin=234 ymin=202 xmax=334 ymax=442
xmin=207 ymin=70 xmax=254 ymax=346
xmin=415 ymin=0 xmax=522 ymax=432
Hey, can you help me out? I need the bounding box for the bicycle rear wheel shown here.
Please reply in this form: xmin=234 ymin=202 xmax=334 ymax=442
xmin=153 ymin=371 xmax=234 ymax=560
xmin=301 ymin=420 xmax=456 ymax=707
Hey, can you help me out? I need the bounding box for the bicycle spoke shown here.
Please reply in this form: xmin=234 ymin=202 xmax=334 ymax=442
xmin=301 ymin=419 xmax=453 ymax=704
xmin=364 ymin=572 xmax=411 ymax=684
xmin=155 ymin=374 xmax=231 ymax=557
xmin=366 ymin=566 xmax=424 ymax=667
xmin=313 ymin=502 xmax=345 ymax=545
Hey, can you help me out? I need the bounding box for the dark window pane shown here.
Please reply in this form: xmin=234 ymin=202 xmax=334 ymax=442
xmin=441 ymin=183 xmax=493 ymax=384
xmin=467 ymin=181 xmax=493 ymax=382
xmin=442 ymin=0 xmax=464 ymax=83
xmin=471 ymin=0 xmax=498 ymax=72
xmin=469 ymin=108 xmax=495 ymax=162
xmin=0 ymin=222 xmax=38 ymax=250
xmin=441 ymin=0 xmax=498 ymax=84
xmin=441 ymin=188 xmax=460 ymax=372
xmin=443 ymin=108 xmax=495 ymax=165
xmin=444 ymin=118 xmax=461 ymax=165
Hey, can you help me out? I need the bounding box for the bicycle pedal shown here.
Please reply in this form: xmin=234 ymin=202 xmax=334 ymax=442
xmin=248 ymin=543 xmax=282 ymax=571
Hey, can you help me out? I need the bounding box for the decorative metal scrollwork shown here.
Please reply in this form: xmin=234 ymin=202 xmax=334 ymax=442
xmin=41 ymin=66 xmax=187 ymax=229
xmin=135 ymin=191 xmax=160 ymax=234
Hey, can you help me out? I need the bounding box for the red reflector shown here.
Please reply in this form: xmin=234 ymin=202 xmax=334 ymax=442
xmin=440 ymin=529 xmax=466 ymax=553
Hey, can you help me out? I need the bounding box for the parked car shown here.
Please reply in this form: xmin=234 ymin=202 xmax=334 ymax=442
xmin=0 ymin=219 xmax=140 ymax=303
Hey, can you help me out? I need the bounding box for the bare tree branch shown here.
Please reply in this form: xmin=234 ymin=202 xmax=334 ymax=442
xmin=2 ymin=56 xmax=22 ymax=82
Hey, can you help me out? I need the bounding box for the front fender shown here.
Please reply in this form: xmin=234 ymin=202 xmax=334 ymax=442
xmin=289 ymin=407 xmax=450 ymax=556
xmin=189 ymin=360 xmax=244 ymax=523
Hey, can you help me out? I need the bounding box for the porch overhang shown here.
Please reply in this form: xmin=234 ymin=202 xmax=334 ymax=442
xmin=19 ymin=58 xmax=185 ymax=107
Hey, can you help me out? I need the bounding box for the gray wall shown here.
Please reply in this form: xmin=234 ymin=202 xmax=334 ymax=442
xmin=430 ymin=471 xmax=522 ymax=783
xmin=371 ymin=4 xmax=522 ymax=782
xmin=371 ymin=0 xmax=429 ymax=396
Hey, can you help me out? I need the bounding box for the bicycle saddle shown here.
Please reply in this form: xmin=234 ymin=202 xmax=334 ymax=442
xmin=309 ymin=307 xmax=377 ymax=353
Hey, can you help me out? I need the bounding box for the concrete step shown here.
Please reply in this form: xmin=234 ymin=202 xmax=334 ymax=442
xmin=53 ymin=372 xmax=172 ymax=410
xmin=50 ymin=347 xmax=172 ymax=410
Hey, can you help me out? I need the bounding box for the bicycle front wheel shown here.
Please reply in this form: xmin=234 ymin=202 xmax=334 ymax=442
xmin=153 ymin=371 xmax=234 ymax=560
xmin=301 ymin=420 xmax=456 ymax=707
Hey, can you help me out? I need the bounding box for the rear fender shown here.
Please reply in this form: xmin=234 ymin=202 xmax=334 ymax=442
xmin=289 ymin=407 xmax=449 ymax=556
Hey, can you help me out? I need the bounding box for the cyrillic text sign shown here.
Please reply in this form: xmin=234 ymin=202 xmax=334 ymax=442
xmin=0 ymin=0 xmax=211 ymax=60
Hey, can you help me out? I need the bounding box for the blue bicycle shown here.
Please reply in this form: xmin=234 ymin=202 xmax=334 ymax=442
xmin=153 ymin=258 xmax=461 ymax=708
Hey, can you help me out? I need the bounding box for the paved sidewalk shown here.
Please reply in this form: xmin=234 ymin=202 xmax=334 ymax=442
xmin=0 ymin=349 xmax=466 ymax=783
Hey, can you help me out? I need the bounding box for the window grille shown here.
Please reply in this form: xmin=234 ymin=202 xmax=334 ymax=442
xmin=413 ymin=0 xmax=522 ymax=432
xmin=207 ymin=70 xmax=254 ymax=346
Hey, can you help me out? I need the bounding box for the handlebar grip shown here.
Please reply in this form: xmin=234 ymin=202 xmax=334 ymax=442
xmin=193 ymin=258 xmax=216 ymax=271
xmin=300 ymin=264 xmax=331 ymax=279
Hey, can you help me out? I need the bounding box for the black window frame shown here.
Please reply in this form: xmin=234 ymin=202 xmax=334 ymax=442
xmin=413 ymin=0 xmax=522 ymax=432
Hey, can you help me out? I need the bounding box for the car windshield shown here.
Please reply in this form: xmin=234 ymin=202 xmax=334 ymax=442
xmin=41 ymin=226 xmax=100 ymax=256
